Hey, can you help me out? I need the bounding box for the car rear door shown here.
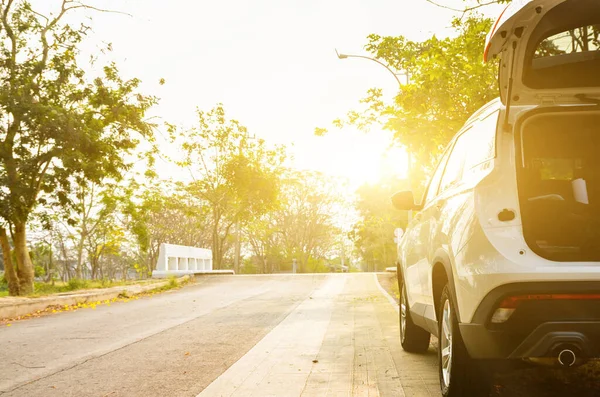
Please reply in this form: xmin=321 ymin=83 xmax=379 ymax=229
xmin=402 ymin=147 xmax=451 ymax=314
xmin=485 ymin=0 xmax=600 ymax=105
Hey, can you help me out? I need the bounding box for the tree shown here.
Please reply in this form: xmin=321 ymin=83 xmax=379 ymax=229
xmin=171 ymin=104 xmax=285 ymax=270
xmin=333 ymin=17 xmax=498 ymax=163
xmin=424 ymin=0 xmax=509 ymax=15
xmin=244 ymin=213 xmax=279 ymax=273
xmin=174 ymin=104 xmax=285 ymax=270
xmin=319 ymin=16 xmax=500 ymax=192
xmin=0 ymin=227 xmax=19 ymax=294
xmin=275 ymin=171 xmax=341 ymax=273
xmin=122 ymin=179 xmax=212 ymax=276
xmin=57 ymin=178 xmax=120 ymax=279
xmin=241 ymin=170 xmax=343 ymax=274
xmin=0 ymin=1 xmax=156 ymax=295
xmin=351 ymin=177 xmax=410 ymax=272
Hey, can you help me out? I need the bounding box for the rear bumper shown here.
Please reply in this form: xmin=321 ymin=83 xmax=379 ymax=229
xmin=460 ymin=321 xmax=600 ymax=359
xmin=459 ymin=281 xmax=600 ymax=360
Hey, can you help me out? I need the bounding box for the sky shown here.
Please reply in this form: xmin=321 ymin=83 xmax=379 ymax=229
xmin=34 ymin=0 xmax=505 ymax=189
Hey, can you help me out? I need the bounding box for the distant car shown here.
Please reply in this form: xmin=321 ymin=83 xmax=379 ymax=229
xmin=393 ymin=1 xmax=600 ymax=396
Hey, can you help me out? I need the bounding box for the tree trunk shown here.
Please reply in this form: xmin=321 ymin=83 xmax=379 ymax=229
xmin=75 ymin=229 xmax=88 ymax=279
xmin=90 ymin=256 xmax=98 ymax=279
xmin=212 ymin=220 xmax=220 ymax=270
xmin=13 ymin=222 xmax=34 ymax=294
xmin=0 ymin=227 xmax=20 ymax=296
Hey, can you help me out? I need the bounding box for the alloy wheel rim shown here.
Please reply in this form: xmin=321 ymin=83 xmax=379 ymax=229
xmin=400 ymin=284 xmax=407 ymax=342
xmin=440 ymin=299 xmax=453 ymax=388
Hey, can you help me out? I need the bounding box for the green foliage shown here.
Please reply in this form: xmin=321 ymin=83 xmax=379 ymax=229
xmin=324 ymin=16 xmax=499 ymax=185
xmin=29 ymin=278 xmax=156 ymax=296
xmin=173 ymin=104 xmax=286 ymax=269
xmin=0 ymin=1 xmax=157 ymax=295
xmin=167 ymin=275 xmax=178 ymax=289
xmin=376 ymin=17 xmax=498 ymax=160
xmin=67 ymin=278 xmax=89 ymax=291
xmin=306 ymin=257 xmax=332 ymax=273
xmin=33 ymin=281 xmax=63 ymax=295
xmin=240 ymin=260 xmax=259 ymax=274
xmin=275 ymin=171 xmax=342 ymax=273
xmin=243 ymin=169 xmax=343 ymax=273
xmin=34 ymin=265 xmax=45 ymax=278
xmin=351 ymin=177 xmax=411 ymax=271
xmin=0 ymin=4 xmax=157 ymax=222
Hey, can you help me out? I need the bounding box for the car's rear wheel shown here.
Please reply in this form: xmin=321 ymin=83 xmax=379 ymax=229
xmin=399 ymin=279 xmax=430 ymax=353
xmin=438 ymin=285 xmax=491 ymax=397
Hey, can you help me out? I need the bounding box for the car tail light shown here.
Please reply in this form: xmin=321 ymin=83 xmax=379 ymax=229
xmin=490 ymin=294 xmax=600 ymax=324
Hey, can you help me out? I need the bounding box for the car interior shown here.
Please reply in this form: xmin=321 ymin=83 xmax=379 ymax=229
xmin=518 ymin=112 xmax=600 ymax=261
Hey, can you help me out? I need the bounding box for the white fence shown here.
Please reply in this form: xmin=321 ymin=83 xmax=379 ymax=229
xmin=152 ymin=243 xmax=214 ymax=277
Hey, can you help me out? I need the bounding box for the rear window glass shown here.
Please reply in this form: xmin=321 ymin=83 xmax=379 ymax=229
xmin=534 ymin=25 xmax=600 ymax=59
xmin=524 ymin=2 xmax=600 ymax=90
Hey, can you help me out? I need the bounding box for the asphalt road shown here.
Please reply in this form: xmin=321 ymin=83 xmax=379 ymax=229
xmin=2 ymin=273 xmax=598 ymax=397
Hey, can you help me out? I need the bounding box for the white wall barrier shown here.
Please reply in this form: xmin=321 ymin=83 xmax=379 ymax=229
xmin=153 ymin=243 xmax=215 ymax=277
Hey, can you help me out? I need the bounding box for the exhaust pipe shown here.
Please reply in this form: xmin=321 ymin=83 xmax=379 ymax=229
xmin=557 ymin=348 xmax=577 ymax=367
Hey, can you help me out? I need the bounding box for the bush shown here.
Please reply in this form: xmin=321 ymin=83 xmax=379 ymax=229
xmin=167 ymin=276 xmax=178 ymax=289
xmin=67 ymin=278 xmax=89 ymax=291
xmin=240 ymin=262 xmax=259 ymax=274
xmin=34 ymin=282 xmax=60 ymax=295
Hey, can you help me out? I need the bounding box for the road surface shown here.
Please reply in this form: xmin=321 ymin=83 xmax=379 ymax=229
xmin=0 ymin=273 xmax=439 ymax=396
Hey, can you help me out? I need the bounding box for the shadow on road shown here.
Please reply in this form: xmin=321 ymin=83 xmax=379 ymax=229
xmin=491 ymin=363 xmax=600 ymax=397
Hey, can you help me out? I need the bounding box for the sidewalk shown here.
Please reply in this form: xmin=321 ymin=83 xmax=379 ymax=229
xmin=198 ymin=273 xmax=440 ymax=397
xmin=0 ymin=277 xmax=188 ymax=320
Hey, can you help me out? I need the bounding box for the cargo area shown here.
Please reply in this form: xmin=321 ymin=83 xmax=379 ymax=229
xmin=517 ymin=110 xmax=600 ymax=261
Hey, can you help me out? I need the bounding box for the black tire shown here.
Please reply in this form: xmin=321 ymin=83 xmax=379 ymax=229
xmin=438 ymin=285 xmax=491 ymax=397
xmin=399 ymin=277 xmax=430 ymax=353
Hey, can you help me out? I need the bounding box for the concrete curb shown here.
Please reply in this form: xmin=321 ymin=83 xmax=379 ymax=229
xmin=0 ymin=276 xmax=189 ymax=320
xmin=152 ymin=270 xmax=234 ymax=277
xmin=374 ymin=273 xmax=400 ymax=314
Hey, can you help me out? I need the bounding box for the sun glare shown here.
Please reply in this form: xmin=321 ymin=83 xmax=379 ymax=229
xmin=295 ymin=129 xmax=408 ymax=188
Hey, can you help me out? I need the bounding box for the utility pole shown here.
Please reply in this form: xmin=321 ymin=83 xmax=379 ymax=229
xmin=336 ymin=49 xmax=414 ymax=221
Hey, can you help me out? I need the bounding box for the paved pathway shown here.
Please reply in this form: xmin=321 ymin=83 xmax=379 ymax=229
xmin=199 ymin=274 xmax=440 ymax=397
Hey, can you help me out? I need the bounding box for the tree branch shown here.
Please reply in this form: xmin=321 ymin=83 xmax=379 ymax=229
xmin=1 ymin=0 xmax=17 ymax=91
xmin=423 ymin=0 xmax=462 ymax=12
xmin=423 ymin=0 xmax=504 ymax=14
xmin=63 ymin=1 xmax=132 ymax=17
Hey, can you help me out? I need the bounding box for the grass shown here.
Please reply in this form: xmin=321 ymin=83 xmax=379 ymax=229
xmin=0 ymin=278 xmax=163 ymax=298
xmin=389 ymin=275 xmax=400 ymax=301
xmin=153 ymin=275 xmax=193 ymax=293
xmin=377 ymin=272 xmax=400 ymax=303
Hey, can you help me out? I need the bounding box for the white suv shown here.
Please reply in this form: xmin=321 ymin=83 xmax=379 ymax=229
xmin=392 ymin=1 xmax=600 ymax=396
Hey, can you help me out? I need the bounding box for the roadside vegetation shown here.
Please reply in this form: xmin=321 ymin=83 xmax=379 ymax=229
xmin=318 ymin=2 xmax=510 ymax=271
xmin=0 ymin=274 xmax=162 ymax=298
xmin=0 ymin=1 xmax=349 ymax=297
